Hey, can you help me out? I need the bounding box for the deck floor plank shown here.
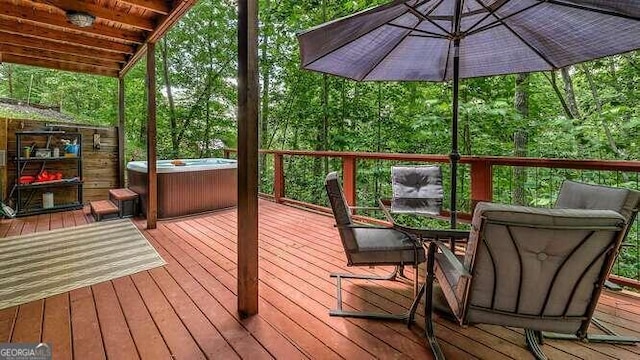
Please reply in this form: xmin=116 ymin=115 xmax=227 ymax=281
xmin=129 ymin=271 xmax=207 ymax=360
xmin=111 ymin=276 xmax=173 ymax=360
xmin=147 ymin=226 xmax=302 ymax=359
xmin=69 ymin=288 xmax=106 ymax=360
xmin=147 ymin=267 xmax=242 ymax=360
xmin=154 ymin=221 xmax=311 ymax=359
xmin=10 ymin=300 xmax=43 ymax=343
xmin=1 ymin=204 xmax=640 ymax=359
xmin=91 ymin=281 xmax=140 ymax=360
xmin=162 ymin=219 xmax=390 ymax=357
xmin=42 ymin=294 xmax=72 ymax=360
xmin=0 ymin=307 xmax=17 ymax=342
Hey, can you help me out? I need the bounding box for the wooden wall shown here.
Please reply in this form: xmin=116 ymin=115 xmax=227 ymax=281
xmin=1 ymin=118 xmax=119 ymax=205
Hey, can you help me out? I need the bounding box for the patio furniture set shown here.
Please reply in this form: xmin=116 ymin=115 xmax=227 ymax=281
xmin=325 ymin=167 xmax=640 ymax=360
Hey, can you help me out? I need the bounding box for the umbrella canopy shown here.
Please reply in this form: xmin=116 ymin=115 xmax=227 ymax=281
xmin=297 ymin=0 xmax=640 ymax=228
xmin=299 ymin=0 xmax=640 ymax=81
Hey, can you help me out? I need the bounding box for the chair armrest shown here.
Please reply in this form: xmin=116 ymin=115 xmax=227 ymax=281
xmin=348 ymin=206 xmax=382 ymax=212
xmin=377 ymin=198 xmax=395 ymax=223
xmin=335 ymin=224 xmax=390 ymax=230
xmin=394 ymin=225 xmax=470 ymax=240
xmin=434 ymin=240 xmax=471 ymax=279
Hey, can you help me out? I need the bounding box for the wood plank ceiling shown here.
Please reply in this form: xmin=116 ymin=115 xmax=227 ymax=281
xmin=0 ymin=0 xmax=196 ymax=77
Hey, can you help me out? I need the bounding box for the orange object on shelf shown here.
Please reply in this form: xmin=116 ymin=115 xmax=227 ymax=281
xmin=19 ymin=176 xmax=35 ymax=184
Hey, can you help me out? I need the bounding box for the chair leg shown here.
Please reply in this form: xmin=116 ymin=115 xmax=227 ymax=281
xmin=543 ymin=318 xmax=640 ymax=344
xmin=425 ymin=242 xmax=445 ymax=360
xmin=525 ymin=329 xmax=548 ymax=360
xmin=329 ymin=266 xmax=420 ymax=322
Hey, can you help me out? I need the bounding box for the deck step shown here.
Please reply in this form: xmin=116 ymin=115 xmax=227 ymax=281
xmin=109 ymin=188 xmax=138 ymax=201
xmin=90 ymin=200 xmax=119 ymax=221
xmin=108 ymin=188 xmax=139 ymax=218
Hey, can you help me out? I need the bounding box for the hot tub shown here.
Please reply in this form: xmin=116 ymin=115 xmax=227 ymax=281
xmin=127 ymin=158 xmax=237 ymax=219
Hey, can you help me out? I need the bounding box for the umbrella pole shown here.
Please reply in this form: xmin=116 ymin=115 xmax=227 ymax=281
xmin=450 ymin=39 xmax=460 ymax=229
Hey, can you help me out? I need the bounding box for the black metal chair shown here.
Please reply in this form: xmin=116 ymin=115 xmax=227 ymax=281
xmin=324 ymin=171 xmax=425 ymax=322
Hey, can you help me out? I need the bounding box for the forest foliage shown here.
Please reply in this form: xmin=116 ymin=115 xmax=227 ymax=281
xmin=1 ymin=0 xmax=638 ymax=162
xmin=1 ymin=0 xmax=640 ymax=278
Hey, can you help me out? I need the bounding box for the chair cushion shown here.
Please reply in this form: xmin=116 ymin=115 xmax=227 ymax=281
xmin=555 ymin=180 xmax=640 ymax=222
xmin=464 ymin=202 xmax=626 ymax=271
xmin=349 ymin=227 xmax=426 ymax=265
xmin=391 ymin=166 xmax=443 ymax=215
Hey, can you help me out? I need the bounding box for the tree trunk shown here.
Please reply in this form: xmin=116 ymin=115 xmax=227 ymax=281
xmin=161 ymin=37 xmax=179 ymax=157
xmin=513 ymin=73 xmax=529 ymax=206
xmin=7 ymin=65 xmax=13 ymax=98
xmin=545 ymin=71 xmax=574 ymax=119
xmin=259 ymin=0 xmax=271 ymax=190
xmin=581 ymin=64 xmax=624 ymax=158
xmin=204 ymin=96 xmax=211 ymax=157
xmin=561 ymin=66 xmax=580 ymax=118
xmin=313 ymin=0 xmax=329 ymax=202
xmin=375 ymin=83 xmax=382 ymax=200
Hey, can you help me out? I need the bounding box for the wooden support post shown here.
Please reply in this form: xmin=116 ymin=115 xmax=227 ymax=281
xmin=342 ymin=156 xmax=357 ymax=207
xmin=470 ymin=159 xmax=492 ymax=211
xmin=237 ymin=0 xmax=259 ymax=317
xmin=117 ymin=76 xmax=125 ymax=188
xmin=274 ymin=154 xmax=284 ymax=203
xmin=146 ymin=42 xmax=158 ymax=229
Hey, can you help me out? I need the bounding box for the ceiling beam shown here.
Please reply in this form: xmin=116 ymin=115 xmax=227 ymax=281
xmin=0 ymin=53 xmax=119 ymax=77
xmin=0 ymin=2 xmax=145 ymax=44
xmin=120 ymin=0 xmax=196 ymax=76
xmin=0 ymin=18 xmax=135 ymax=54
xmin=118 ymin=0 xmax=171 ymax=15
xmin=0 ymin=32 xmax=128 ymax=62
xmin=0 ymin=43 xmax=122 ymax=70
xmin=41 ymin=0 xmax=156 ymax=31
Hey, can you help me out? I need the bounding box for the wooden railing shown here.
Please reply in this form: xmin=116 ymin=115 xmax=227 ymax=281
xmin=224 ymin=148 xmax=640 ymax=209
xmin=224 ymin=148 xmax=640 ymax=289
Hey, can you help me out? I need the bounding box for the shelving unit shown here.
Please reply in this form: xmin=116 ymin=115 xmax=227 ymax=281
xmin=14 ymin=131 xmax=83 ymax=216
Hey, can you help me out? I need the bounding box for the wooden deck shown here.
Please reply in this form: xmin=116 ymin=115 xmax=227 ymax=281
xmin=1 ymin=200 xmax=640 ymax=359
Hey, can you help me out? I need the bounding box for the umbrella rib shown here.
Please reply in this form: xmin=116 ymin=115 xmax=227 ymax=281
xmin=360 ymin=19 xmax=426 ymax=80
xmin=467 ymin=1 xmax=543 ymax=36
xmin=442 ymin=38 xmax=453 ymax=81
xmin=475 ymin=0 xmax=557 ymax=69
xmin=388 ymin=23 xmax=448 ymax=38
xmin=541 ymin=0 xmax=640 ymax=22
xmin=466 ymin=0 xmax=520 ymax=34
xmin=403 ymin=2 xmax=452 ymax=36
xmin=301 ymin=8 xmax=414 ymax=68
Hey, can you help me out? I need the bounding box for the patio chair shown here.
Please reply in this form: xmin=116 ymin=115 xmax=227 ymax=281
xmin=425 ymin=202 xmax=638 ymax=360
xmin=555 ymin=179 xmax=639 ymax=240
xmin=324 ymin=171 xmax=425 ymax=321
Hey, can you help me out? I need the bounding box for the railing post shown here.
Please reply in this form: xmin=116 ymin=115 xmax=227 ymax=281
xmin=471 ymin=159 xmax=493 ymax=211
xmin=274 ymin=153 xmax=284 ymax=203
xmin=342 ymin=155 xmax=357 ymax=207
xmin=223 ymin=149 xmax=230 ymax=159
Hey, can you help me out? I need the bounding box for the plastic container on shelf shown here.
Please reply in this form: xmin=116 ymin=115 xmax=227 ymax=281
xmin=43 ymin=192 xmax=54 ymax=209
xmin=64 ymin=144 xmax=79 ymax=157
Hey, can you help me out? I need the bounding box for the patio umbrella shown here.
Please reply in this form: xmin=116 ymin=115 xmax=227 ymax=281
xmin=297 ymin=0 xmax=640 ymax=228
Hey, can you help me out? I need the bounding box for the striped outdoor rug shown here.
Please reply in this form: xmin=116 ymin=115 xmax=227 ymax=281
xmin=0 ymin=219 xmax=166 ymax=310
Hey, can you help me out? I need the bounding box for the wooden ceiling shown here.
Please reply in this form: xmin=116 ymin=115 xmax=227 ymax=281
xmin=0 ymin=0 xmax=197 ymax=77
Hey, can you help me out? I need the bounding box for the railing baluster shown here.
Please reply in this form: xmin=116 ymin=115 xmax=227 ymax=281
xmin=470 ymin=159 xmax=493 ymax=210
xmin=274 ymin=153 xmax=284 ymax=203
xmin=342 ymin=155 xmax=357 ymax=207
